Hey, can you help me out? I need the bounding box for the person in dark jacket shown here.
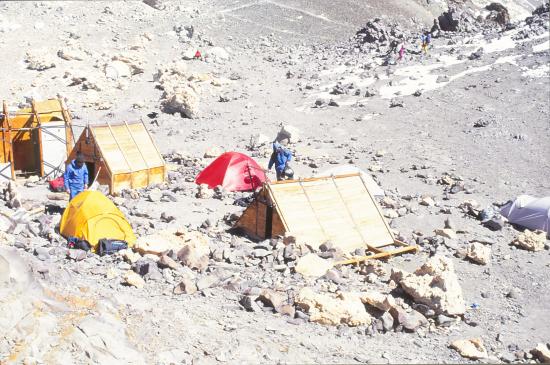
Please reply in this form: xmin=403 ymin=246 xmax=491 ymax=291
xmin=268 ymin=141 xmax=293 ymax=181
xmin=64 ymin=152 xmax=88 ymax=200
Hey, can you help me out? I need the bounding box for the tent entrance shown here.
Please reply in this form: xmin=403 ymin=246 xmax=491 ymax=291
xmin=85 ymin=162 xmax=95 ymax=185
xmin=12 ymin=128 xmax=41 ymax=177
xmin=40 ymin=122 xmax=68 ymax=178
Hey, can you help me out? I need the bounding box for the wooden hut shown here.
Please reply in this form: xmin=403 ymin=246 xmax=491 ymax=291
xmin=0 ymin=98 xmax=74 ymax=180
xmin=68 ymin=121 xmax=166 ymax=194
xmin=235 ymin=174 xmax=417 ymax=257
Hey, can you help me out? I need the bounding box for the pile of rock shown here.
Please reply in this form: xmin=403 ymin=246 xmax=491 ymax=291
xmin=353 ymin=18 xmax=407 ymax=46
xmin=154 ymin=62 xmax=199 ymax=118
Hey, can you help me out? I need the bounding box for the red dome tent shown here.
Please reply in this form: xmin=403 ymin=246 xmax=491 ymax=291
xmin=195 ymin=152 xmax=266 ymax=191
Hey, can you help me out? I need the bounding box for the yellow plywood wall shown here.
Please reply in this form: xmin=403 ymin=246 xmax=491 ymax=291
xmin=236 ymin=174 xmax=396 ymax=253
xmin=269 ymin=175 xmax=394 ymax=252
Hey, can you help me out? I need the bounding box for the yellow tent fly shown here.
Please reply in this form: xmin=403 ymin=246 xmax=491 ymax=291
xmin=60 ymin=190 xmax=136 ymax=253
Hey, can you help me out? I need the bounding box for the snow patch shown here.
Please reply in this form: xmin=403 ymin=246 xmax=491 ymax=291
xmin=494 ymin=55 xmax=521 ymax=65
xmin=522 ymin=64 xmax=550 ymax=78
xmin=533 ymin=41 xmax=550 ymax=53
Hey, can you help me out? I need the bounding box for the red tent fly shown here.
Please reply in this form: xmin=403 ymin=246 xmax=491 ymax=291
xmin=195 ymin=152 xmax=266 ymax=191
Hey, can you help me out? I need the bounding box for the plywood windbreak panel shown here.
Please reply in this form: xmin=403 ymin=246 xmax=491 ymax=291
xmin=92 ymin=127 xmax=132 ymax=174
xmin=333 ymin=175 xmax=395 ymax=248
xmin=126 ymin=122 xmax=164 ymax=168
xmin=268 ymin=175 xmax=395 ymax=252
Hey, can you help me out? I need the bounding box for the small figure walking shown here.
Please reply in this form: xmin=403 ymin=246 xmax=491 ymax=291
xmin=421 ymin=31 xmax=432 ymax=54
xmin=398 ymin=43 xmax=405 ymax=61
xmin=268 ymin=141 xmax=293 ymax=181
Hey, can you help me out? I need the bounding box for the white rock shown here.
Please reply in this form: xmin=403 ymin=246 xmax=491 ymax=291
xmin=512 ymin=229 xmax=546 ymax=251
xmin=295 ymin=288 xmax=372 ymax=326
xmin=276 ymin=124 xmax=300 ymax=143
xmin=295 ymin=254 xmax=333 ymax=278
xmin=203 ymin=146 xmax=224 ymax=158
xmin=420 ymin=196 xmax=435 ymax=206
xmin=123 ymin=270 xmax=145 ymax=288
xmin=391 ymin=255 xmax=465 ymax=316
xmin=196 ymin=184 xmax=213 ymax=199
xmin=360 ymin=291 xmax=396 ymax=311
xmin=384 ymin=209 xmax=399 ymax=219
xmin=450 ymin=338 xmax=488 ymax=359
xmin=57 ymin=48 xmax=86 ymax=61
xmin=25 ymin=50 xmax=56 ymax=71
xmin=249 ymin=133 xmax=270 ymax=149
xmin=467 ymin=242 xmax=491 ymax=265
xmin=205 ymin=47 xmax=230 ymax=62
xmin=104 ymin=60 xmax=132 ymax=80
xmin=162 ymin=84 xmax=199 ymax=118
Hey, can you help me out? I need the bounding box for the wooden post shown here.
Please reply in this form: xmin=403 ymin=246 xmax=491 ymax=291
xmin=335 ymin=245 xmax=419 ymax=266
xmin=58 ymin=98 xmax=74 ymax=156
xmin=2 ymin=101 xmax=15 ymax=179
xmin=31 ymin=100 xmax=45 ymax=177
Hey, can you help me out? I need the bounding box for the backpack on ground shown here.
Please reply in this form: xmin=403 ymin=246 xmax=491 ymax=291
xmin=49 ymin=176 xmax=66 ymax=192
xmin=98 ymin=238 xmax=128 ymax=256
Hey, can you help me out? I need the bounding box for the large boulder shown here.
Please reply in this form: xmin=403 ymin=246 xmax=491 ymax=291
xmin=155 ymin=62 xmax=200 ymax=119
xmin=134 ymin=232 xmax=183 ymax=255
xmin=359 ymin=291 xmax=396 ymax=312
xmin=25 ymin=50 xmax=56 ymax=71
xmin=161 ymin=84 xmax=199 ymax=119
xmin=175 ymin=230 xmax=210 ymax=271
xmin=511 ymin=229 xmax=546 ymax=251
xmin=294 ymin=288 xmax=371 ymax=326
xmin=391 ymin=256 xmax=465 ymax=316
xmin=485 ymin=3 xmax=510 ymax=26
xmin=466 ymin=242 xmax=491 ymax=265
xmin=531 ymin=343 xmax=550 ymax=363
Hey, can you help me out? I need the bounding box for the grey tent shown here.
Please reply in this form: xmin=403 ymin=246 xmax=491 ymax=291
xmin=501 ymin=195 xmax=550 ymax=236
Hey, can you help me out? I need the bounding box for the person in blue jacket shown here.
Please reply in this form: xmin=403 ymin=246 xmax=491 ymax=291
xmin=64 ymin=152 xmax=88 ymax=200
xmin=268 ymin=141 xmax=293 ymax=181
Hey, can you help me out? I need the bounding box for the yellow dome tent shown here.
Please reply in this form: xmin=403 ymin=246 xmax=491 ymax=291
xmin=60 ymin=191 xmax=136 ymax=253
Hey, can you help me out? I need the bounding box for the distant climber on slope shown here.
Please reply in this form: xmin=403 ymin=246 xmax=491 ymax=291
xmin=268 ymin=141 xmax=293 ymax=181
xmin=398 ymin=43 xmax=406 ymax=61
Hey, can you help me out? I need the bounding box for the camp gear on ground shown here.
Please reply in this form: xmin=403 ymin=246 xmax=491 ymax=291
xmin=283 ymin=165 xmax=294 ymax=179
xmin=59 ymin=190 xmax=136 ymax=253
xmin=195 ymin=152 xmax=266 ymax=191
xmin=67 ymin=236 xmax=91 ymax=251
xmin=64 ymin=159 xmax=89 ymax=200
xmin=98 ymin=238 xmax=128 ymax=256
xmin=268 ymin=142 xmax=292 ymax=173
xmin=501 ymin=195 xmax=550 ymax=236
xmin=68 ymin=121 xmax=166 ymax=194
xmin=49 ymin=176 xmax=66 ymax=192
